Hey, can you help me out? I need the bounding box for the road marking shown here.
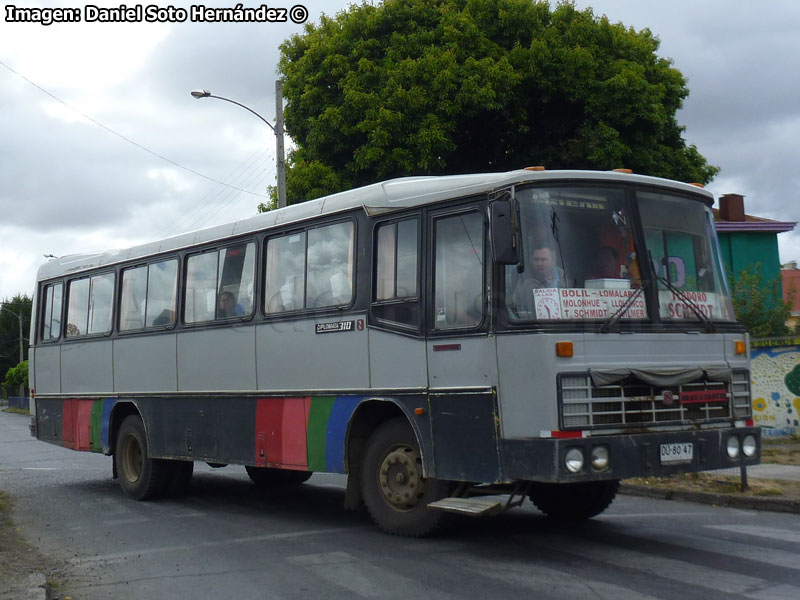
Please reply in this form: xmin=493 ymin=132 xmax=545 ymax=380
xmin=69 ymin=527 xmax=360 ymax=566
xmin=436 ymin=552 xmax=662 ymax=599
xmin=534 ymin=534 xmax=768 ymax=595
xmin=601 ymin=512 xmax=713 ymax=519
xmin=744 ymin=584 xmax=800 ymax=600
xmin=287 ymin=552 xmax=461 ymax=599
xmin=637 ymin=526 xmax=800 ymax=572
xmin=705 ymin=524 xmax=800 ymax=544
xmin=22 ymin=467 xmax=58 ymax=470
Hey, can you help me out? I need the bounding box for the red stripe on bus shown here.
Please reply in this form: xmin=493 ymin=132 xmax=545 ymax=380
xmin=550 ymin=430 xmax=583 ymax=439
xmin=61 ymin=399 xmax=94 ymax=451
xmin=255 ymin=397 xmax=310 ymax=468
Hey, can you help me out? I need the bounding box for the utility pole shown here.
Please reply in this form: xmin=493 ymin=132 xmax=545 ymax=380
xmin=275 ymin=79 xmax=287 ymax=208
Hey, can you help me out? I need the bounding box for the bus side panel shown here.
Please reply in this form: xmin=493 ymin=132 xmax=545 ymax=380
xmin=33 ymin=345 xmax=61 ymax=395
xmin=61 ymin=341 xmax=114 ymax=395
xmin=114 ymin=334 xmax=177 ymax=393
xmin=36 ymin=397 xmax=110 ymax=453
xmin=306 ymin=395 xmax=363 ymax=473
xmin=255 ymin=317 xmax=369 ymax=391
xmin=429 ymin=391 xmax=501 ymax=482
xmin=255 ymin=397 xmax=311 ymax=468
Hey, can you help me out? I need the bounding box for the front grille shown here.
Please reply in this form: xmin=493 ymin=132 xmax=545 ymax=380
xmin=559 ymin=370 xmax=751 ymax=430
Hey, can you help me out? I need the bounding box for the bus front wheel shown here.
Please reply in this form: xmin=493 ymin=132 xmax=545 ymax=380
xmin=528 ymin=480 xmax=620 ymax=520
xmin=114 ymin=415 xmax=166 ymax=501
xmin=361 ymin=418 xmax=448 ymax=537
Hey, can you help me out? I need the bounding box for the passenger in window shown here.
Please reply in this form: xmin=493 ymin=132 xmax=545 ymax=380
xmin=218 ymin=291 xmax=244 ymax=318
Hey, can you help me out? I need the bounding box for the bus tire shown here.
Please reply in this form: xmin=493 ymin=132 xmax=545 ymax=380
xmin=115 ymin=415 xmax=167 ymax=501
xmin=528 ymin=480 xmax=620 ymax=520
xmin=245 ymin=466 xmax=312 ymax=487
xmin=162 ymin=460 xmax=194 ymax=498
xmin=361 ymin=418 xmax=448 ymax=537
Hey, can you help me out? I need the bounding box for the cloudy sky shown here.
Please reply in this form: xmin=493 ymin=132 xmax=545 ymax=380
xmin=1 ymin=0 xmax=799 ymax=302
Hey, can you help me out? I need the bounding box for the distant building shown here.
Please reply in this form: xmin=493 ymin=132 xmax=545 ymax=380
xmin=713 ymin=193 xmax=796 ymax=290
xmin=781 ymin=261 xmax=800 ymax=330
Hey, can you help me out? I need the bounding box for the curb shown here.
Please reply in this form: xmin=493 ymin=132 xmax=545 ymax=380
xmin=620 ymin=483 xmax=800 ymax=514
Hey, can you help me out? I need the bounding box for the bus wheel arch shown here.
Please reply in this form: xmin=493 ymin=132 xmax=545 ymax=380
xmin=344 ymin=400 xmax=427 ymax=512
xmin=110 ymin=406 xmax=167 ymax=501
xmin=359 ymin=417 xmax=449 ymax=537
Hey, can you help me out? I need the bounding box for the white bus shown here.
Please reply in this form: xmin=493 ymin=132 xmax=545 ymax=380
xmin=29 ymin=169 xmax=759 ymax=536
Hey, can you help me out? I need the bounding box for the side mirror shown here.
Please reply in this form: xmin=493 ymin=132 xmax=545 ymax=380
xmin=491 ymin=198 xmax=520 ymax=265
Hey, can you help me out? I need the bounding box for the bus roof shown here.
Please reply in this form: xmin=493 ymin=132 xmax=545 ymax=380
xmin=36 ymin=169 xmax=712 ymax=282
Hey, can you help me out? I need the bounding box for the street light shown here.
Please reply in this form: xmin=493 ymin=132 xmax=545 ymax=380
xmin=0 ymin=304 xmax=25 ymax=398
xmin=191 ymin=81 xmax=287 ymax=208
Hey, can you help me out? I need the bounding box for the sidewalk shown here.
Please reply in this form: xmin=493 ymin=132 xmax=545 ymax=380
xmin=621 ymin=461 xmax=800 ymax=513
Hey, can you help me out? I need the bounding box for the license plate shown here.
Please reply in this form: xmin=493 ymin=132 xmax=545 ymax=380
xmin=660 ymin=442 xmax=693 ymax=464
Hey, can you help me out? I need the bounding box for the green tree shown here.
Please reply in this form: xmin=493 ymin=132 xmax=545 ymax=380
xmin=0 ymin=295 xmax=31 ymax=386
xmin=3 ymin=360 xmax=28 ymax=390
xmin=729 ymin=265 xmax=792 ymax=338
xmin=277 ymin=0 xmax=718 ymax=203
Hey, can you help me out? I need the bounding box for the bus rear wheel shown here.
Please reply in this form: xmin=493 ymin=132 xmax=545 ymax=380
xmin=528 ymin=480 xmax=620 ymax=520
xmin=361 ymin=418 xmax=448 ymax=537
xmin=115 ymin=415 xmax=166 ymax=501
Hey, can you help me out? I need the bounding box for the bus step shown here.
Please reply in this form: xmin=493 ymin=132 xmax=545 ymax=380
xmin=427 ymin=497 xmax=504 ymax=516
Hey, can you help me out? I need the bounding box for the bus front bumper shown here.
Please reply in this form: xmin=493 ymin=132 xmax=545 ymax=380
xmin=500 ymin=427 xmax=761 ymax=483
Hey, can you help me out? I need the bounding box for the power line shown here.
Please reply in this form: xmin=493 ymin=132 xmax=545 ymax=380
xmin=0 ymin=58 xmax=264 ymax=198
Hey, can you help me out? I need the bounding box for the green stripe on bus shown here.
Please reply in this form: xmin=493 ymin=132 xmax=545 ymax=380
xmin=90 ymin=400 xmax=103 ymax=451
xmin=307 ymin=396 xmax=336 ymax=472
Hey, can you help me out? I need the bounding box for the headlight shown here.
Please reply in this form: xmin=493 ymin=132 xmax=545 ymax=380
xmin=565 ymin=448 xmax=584 ymax=473
xmin=742 ymin=435 xmax=757 ymax=458
xmin=591 ymin=446 xmax=609 ymax=470
xmin=726 ymin=436 xmax=740 ymax=459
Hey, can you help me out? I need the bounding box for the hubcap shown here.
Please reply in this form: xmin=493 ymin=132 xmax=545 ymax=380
xmin=121 ymin=434 xmax=142 ymax=484
xmin=378 ymin=446 xmax=426 ymax=510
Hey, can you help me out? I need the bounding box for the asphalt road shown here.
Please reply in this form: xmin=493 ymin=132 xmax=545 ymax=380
xmin=2 ymin=409 xmax=800 ymax=600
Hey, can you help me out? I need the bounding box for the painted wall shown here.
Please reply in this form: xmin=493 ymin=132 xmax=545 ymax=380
xmin=718 ymin=231 xmax=782 ymax=284
xmin=751 ymin=343 xmax=800 ymax=437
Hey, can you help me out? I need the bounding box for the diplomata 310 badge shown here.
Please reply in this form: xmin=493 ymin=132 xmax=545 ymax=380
xmin=315 ymin=320 xmax=355 ymax=334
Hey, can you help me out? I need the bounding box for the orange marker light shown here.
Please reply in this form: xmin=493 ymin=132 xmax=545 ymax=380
xmin=414 ymin=407 xmax=426 ymax=416
xmin=612 ymin=168 xmax=633 ymax=174
xmin=735 ymin=340 xmax=746 ymax=355
xmin=524 ymin=166 xmax=546 ymax=171
xmin=555 ymin=342 xmax=574 ymax=358
xmin=689 ymin=182 xmax=705 ymax=188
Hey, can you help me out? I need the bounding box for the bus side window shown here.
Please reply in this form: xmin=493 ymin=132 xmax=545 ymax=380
xmin=40 ymin=282 xmax=63 ymax=341
xmin=217 ymin=243 xmax=255 ymax=318
xmin=265 ymin=232 xmax=307 ymax=313
xmin=306 ymin=222 xmax=354 ymax=309
xmin=372 ymin=218 xmax=419 ymax=328
xmin=433 ymin=212 xmax=484 ymax=329
xmin=120 ymin=266 xmax=147 ymax=331
xmin=146 ymin=259 xmax=178 ymax=327
xmin=66 ymin=273 xmax=114 ymax=337
xmin=185 ymin=252 xmax=218 ymax=323
xmin=87 ymin=273 xmax=115 ymax=335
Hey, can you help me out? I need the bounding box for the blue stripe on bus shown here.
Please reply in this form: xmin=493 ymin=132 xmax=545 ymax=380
xmin=325 ymin=396 xmax=364 ymax=473
xmin=101 ymin=398 xmax=116 ymax=453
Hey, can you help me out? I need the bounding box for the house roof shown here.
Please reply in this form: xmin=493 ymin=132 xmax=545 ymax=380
xmin=712 ymin=208 xmax=797 ymax=233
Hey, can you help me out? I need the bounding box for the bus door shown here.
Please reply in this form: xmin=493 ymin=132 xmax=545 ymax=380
xmin=368 ymin=216 xmax=427 ymax=389
xmin=425 ymin=207 xmax=497 ymax=389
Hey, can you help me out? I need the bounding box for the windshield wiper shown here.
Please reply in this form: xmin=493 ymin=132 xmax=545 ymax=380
xmin=599 ymin=280 xmax=649 ymax=333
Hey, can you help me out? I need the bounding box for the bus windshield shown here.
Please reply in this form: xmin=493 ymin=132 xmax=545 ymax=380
xmin=504 ymin=185 xmax=735 ymax=323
